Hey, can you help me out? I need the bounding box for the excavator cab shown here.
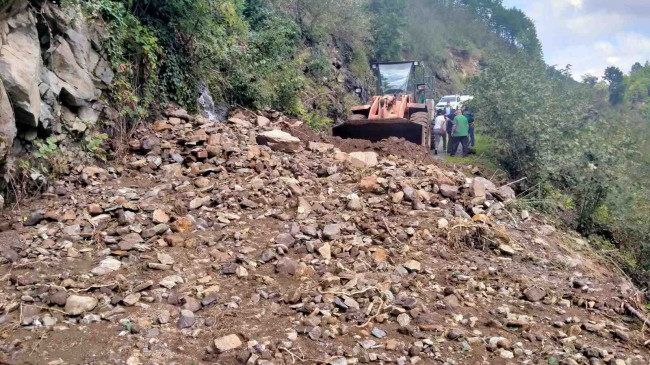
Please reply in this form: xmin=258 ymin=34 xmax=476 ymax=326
xmin=333 ymin=61 xmax=431 ymax=146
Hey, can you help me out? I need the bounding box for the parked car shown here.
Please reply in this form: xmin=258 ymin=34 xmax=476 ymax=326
xmin=436 ymin=94 xmax=474 ymax=111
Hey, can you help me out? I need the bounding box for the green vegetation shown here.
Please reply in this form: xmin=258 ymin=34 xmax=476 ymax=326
xmin=468 ymin=51 xmax=650 ymax=270
xmin=63 ymin=0 xmax=539 ymax=128
xmin=446 ymin=132 xmax=505 ymax=181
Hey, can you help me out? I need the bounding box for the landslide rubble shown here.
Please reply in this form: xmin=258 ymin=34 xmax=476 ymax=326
xmin=0 ymin=109 xmax=648 ymax=365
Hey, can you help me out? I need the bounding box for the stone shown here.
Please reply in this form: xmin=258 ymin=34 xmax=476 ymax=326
xmin=65 ymin=295 xmax=98 ymax=315
xmin=0 ymin=9 xmax=42 ymax=126
xmin=23 ymin=211 xmax=44 ymax=226
xmin=157 ymin=252 xmax=174 ymax=265
xmin=214 ymin=334 xmax=243 ymax=353
xmin=473 ymin=177 xmax=496 ymax=192
xmin=348 ymin=151 xmax=378 ymax=168
xmin=323 ymin=224 xmax=340 ymax=240
xmin=143 ymin=224 xmax=169 ymax=238
xmin=91 ymin=257 xmax=121 ymax=276
xmin=171 ymin=217 xmax=194 ymax=233
xmin=123 ymin=293 xmax=140 ymax=306
xmin=439 ymin=184 xmax=459 ymax=198
xmin=256 ymin=115 xmax=270 ymax=127
xmin=498 ymin=244 xmax=516 ymax=256
xmin=152 ymin=209 xmax=170 ymax=224
xmin=0 ymin=82 xmax=16 ymax=161
xmin=372 ymin=248 xmax=387 ymax=262
xmin=318 ymin=243 xmax=331 ymax=259
xmin=438 ymin=218 xmax=449 ymax=229
xmin=51 ymin=37 xmax=97 ymax=106
xmin=256 ymin=130 xmax=302 ymax=153
xmin=470 ymin=179 xmax=486 ymax=197
xmin=276 ymin=258 xmax=298 ymax=276
xmin=347 ymin=194 xmax=363 ymax=211
xmin=443 ymin=294 xmax=461 ymax=309
xmin=308 ymin=141 xmax=334 ymax=152
xmin=275 ymin=233 xmax=295 ymax=247
xmin=161 ymin=163 xmax=183 ymax=178
xmin=178 ymin=309 xmax=195 ymax=329
xmin=228 ymin=117 xmax=252 ymax=128
xmin=46 ymin=291 xmax=68 ymax=307
xmin=329 ymin=358 xmax=348 ymax=365
xmin=397 ymin=313 xmax=411 ymax=327
xmin=88 ymin=204 xmax=103 ymax=215
xmin=371 ymin=327 xmax=387 ymax=338
xmin=160 ymin=275 xmax=183 ymax=289
xmin=523 ymin=286 xmax=546 ymax=302
xmin=403 ymin=260 xmax=421 ymax=272
xmin=494 ymin=186 xmax=516 ymax=202
xmin=359 ymin=175 xmax=379 ymax=192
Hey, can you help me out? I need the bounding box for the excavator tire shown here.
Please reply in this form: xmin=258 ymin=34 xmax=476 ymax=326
xmin=410 ymin=112 xmax=430 ymax=147
xmin=409 ymin=112 xmax=429 ymax=125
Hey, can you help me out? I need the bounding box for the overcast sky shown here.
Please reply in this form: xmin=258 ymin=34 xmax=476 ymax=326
xmin=502 ymin=0 xmax=650 ymax=80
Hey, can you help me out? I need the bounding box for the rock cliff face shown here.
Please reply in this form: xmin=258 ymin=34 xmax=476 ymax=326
xmin=0 ymin=0 xmax=112 ymax=164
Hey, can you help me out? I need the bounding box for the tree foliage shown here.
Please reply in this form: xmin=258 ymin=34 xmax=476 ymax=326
xmin=604 ymin=66 xmax=625 ymax=105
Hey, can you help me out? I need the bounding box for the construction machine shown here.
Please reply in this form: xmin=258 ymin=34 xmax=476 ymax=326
xmin=333 ymin=61 xmax=431 ymax=147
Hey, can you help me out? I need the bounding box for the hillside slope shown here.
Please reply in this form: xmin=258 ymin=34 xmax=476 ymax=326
xmin=0 ymin=110 xmax=648 ymax=365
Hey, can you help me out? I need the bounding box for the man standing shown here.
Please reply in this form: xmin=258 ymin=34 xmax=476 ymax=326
xmin=443 ymin=102 xmax=455 ymax=153
xmin=449 ymin=109 xmax=469 ymax=157
xmin=463 ymin=107 xmax=475 ymax=148
xmin=431 ymin=110 xmax=446 ymax=155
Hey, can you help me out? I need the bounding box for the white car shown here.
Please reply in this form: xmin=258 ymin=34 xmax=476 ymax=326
xmin=436 ymin=94 xmax=473 ymax=111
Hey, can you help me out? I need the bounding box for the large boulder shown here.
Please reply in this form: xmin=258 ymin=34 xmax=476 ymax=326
xmin=494 ymin=185 xmax=516 ymax=202
xmin=0 ymin=9 xmax=42 ymax=127
xmin=0 ymin=82 xmax=16 ymax=164
xmin=473 ymin=177 xmax=496 ymax=192
xmin=348 ymin=151 xmax=378 ymax=168
xmin=256 ymin=130 xmax=302 ymax=153
xmin=51 ymin=36 xmax=98 ymax=106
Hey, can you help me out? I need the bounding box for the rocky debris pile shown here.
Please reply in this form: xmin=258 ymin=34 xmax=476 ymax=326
xmin=0 ymin=108 xmax=648 ymax=365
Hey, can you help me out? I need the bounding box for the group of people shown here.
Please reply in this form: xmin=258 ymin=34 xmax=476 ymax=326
xmin=431 ymin=102 xmax=474 ymax=157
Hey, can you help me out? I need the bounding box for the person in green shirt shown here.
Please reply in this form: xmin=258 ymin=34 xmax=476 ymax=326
xmin=449 ymin=109 xmax=469 ymax=157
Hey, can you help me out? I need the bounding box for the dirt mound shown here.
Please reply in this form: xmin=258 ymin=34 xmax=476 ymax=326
xmin=285 ymin=123 xmax=438 ymax=164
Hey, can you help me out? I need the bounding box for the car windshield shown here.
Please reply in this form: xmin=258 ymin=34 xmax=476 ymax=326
xmin=378 ymin=62 xmax=413 ymax=94
xmin=439 ymin=96 xmax=457 ymax=103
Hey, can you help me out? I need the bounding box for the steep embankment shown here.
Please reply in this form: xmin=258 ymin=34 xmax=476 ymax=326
xmin=0 ymin=109 xmax=648 ymax=365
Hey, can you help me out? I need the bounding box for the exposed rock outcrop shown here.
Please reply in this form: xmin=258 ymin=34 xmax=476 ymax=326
xmin=0 ymin=0 xmax=113 ymax=167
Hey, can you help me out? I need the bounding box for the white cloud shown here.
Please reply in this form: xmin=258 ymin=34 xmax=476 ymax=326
xmin=504 ymin=0 xmax=650 ymax=79
xmin=606 ymin=56 xmax=621 ymax=65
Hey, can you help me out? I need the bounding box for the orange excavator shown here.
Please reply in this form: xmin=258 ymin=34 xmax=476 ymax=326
xmin=333 ymin=61 xmax=431 ymax=147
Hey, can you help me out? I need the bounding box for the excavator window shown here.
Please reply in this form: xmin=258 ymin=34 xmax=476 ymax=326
xmin=377 ymin=62 xmax=414 ymax=95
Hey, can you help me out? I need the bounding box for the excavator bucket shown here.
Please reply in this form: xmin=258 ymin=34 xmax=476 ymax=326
xmin=332 ymin=117 xmax=427 ymax=145
xmin=333 ymin=61 xmax=431 ymax=147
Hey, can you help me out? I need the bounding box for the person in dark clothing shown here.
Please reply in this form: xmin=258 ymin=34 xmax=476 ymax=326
xmin=449 ymin=109 xmax=470 ymax=157
xmin=443 ymin=102 xmax=455 ymax=153
xmin=463 ymin=108 xmax=475 ymax=148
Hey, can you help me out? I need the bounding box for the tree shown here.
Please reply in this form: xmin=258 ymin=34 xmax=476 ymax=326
xmin=369 ymin=0 xmax=407 ymax=61
xmin=581 ymin=74 xmax=598 ymax=87
xmin=604 ymin=66 xmax=625 ymax=105
xmin=631 ymin=62 xmax=644 ymax=74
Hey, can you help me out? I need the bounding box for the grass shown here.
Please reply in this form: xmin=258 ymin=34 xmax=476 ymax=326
xmin=445 ymin=131 xmax=507 ymax=181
